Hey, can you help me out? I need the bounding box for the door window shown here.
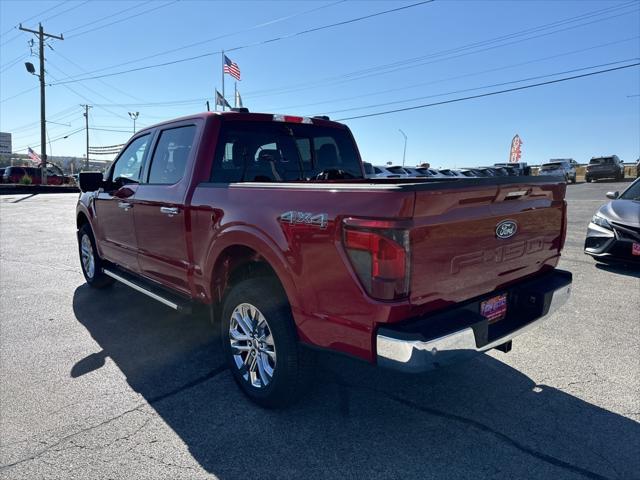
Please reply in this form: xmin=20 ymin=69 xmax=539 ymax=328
xmin=148 ymin=125 xmax=196 ymax=184
xmin=112 ymin=134 xmax=150 ymax=182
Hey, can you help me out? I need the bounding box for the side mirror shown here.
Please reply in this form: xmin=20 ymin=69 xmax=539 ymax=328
xmin=114 ymin=176 xmax=138 ymax=188
xmin=78 ymin=172 xmax=103 ymax=192
xmin=605 ymin=191 xmax=619 ymax=199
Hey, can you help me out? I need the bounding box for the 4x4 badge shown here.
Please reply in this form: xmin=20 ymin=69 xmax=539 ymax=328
xmin=279 ymin=211 xmax=328 ymax=229
xmin=496 ymin=220 xmax=517 ymax=239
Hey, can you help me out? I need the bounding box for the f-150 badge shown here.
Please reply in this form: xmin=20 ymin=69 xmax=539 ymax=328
xmin=279 ymin=211 xmax=328 ymax=229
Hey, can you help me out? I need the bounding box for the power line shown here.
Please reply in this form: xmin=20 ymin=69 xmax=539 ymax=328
xmin=63 ymin=0 xmax=154 ymax=34
xmin=57 ymin=0 xmax=344 ymax=79
xmin=41 ymin=0 xmax=91 ymax=23
xmin=13 ymin=128 xmax=84 ymax=153
xmin=66 ymin=0 xmax=179 ymax=39
xmin=269 ymin=35 xmax=640 ymax=112
xmin=49 ymin=0 xmax=435 ymax=85
xmin=0 ymin=1 xmax=65 ymax=38
xmin=245 ymin=3 xmax=640 ymax=98
xmin=50 ymin=48 xmax=147 ymax=103
xmin=336 ymin=62 xmax=640 ymax=121
xmin=320 ymin=58 xmax=640 ymax=116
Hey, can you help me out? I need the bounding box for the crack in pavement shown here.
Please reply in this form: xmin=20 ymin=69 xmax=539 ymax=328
xmin=0 ymin=365 xmax=228 ymax=472
xmin=333 ymin=380 xmax=613 ymax=480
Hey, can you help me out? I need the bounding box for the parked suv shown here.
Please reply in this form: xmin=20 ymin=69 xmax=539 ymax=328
xmin=538 ymin=160 xmax=576 ymax=183
xmin=585 ymin=156 xmax=625 ymax=182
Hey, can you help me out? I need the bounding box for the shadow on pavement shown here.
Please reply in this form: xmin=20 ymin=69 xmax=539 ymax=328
xmin=594 ymin=261 xmax=640 ymax=278
xmin=72 ymin=284 xmax=639 ymax=479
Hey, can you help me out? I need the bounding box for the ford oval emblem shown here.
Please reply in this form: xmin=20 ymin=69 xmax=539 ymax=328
xmin=496 ymin=220 xmax=518 ymax=239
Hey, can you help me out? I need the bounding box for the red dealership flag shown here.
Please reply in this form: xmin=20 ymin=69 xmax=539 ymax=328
xmin=509 ymin=135 xmax=523 ymax=163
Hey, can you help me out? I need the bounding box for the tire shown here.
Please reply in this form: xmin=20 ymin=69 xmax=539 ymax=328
xmin=78 ymin=223 xmax=114 ymax=288
xmin=221 ymin=277 xmax=308 ymax=408
xmin=585 ymin=177 xmax=591 ymax=183
xmin=571 ymin=175 xmax=576 ymax=184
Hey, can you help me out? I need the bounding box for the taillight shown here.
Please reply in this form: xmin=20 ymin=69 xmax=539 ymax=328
xmin=343 ymin=227 xmax=410 ymax=301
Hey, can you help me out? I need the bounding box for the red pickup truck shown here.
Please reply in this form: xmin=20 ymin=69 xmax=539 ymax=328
xmin=76 ymin=111 xmax=572 ymax=407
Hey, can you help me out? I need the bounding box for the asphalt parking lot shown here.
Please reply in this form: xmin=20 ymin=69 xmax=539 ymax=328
xmin=0 ymin=181 xmax=638 ymax=480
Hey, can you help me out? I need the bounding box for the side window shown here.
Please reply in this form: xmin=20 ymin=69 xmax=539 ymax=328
xmin=112 ymin=134 xmax=150 ymax=182
xmin=148 ymin=125 xmax=196 ymax=184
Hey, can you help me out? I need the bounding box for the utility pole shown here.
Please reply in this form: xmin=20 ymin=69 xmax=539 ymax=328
xmin=399 ymin=129 xmax=408 ymax=167
xmin=19 ymin=23 xmax=63 ymax=185
xmin=221 ymin=50 xmax=226 ymax=111
xmin=82 ymin=105 xmax=92 ymax=170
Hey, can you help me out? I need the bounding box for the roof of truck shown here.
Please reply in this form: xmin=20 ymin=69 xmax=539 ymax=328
xmin=138 ymin=111 xmax=346 ymax=133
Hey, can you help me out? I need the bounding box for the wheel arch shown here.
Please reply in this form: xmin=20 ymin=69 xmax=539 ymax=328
xmin=205 ymin=229 xmax=302 ymax=329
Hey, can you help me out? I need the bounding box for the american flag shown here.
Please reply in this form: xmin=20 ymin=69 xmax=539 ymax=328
xmin=223 ymin=55 xmax=241 ymax=81
xmin=27 ymin=147 xmax=41 ymax=163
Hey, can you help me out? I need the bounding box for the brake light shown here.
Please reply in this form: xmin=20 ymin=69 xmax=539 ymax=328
xmin=272 ymin=114 xmax=312 ymax=124
xmin=343 ymin=227 xmax=410 ymax=301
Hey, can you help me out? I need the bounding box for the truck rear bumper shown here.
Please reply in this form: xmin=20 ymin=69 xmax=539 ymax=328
xmin=376 ymin=269 xmax=572 ymax=373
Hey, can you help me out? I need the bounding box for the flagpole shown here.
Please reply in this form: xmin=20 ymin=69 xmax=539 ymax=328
xmin=221 ymin=50 xmax=225 ymax=112
xmin=234 ymin=81 xmax=237 ymax=108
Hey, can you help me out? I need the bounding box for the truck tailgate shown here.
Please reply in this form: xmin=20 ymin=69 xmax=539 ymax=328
xmin=409 ymin=180 xmax=566 ymax=312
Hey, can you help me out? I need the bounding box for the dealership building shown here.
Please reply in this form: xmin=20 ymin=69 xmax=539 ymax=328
xmin=0 ymin=132 xmax=11 ymax=155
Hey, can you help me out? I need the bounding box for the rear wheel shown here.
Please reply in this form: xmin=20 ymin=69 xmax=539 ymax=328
xmin=78 ymin=223 xmax=114 ymax=288
xmin=221 ymin=277 xmax=308 ymax=408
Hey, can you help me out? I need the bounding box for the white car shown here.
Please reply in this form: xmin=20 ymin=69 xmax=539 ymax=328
xmin=373 ymin=165 xmax=409 ymax=178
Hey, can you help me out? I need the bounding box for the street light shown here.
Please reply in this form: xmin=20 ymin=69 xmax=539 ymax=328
xmin=398 ymin=129 xmax=408 ymax=167
xmin=128 ymin=111 xmax=139 ymax=134
xmin=24 ymin=62 xmax=36 ymax=75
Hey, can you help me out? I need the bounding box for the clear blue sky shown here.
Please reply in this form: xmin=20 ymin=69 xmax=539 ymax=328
xmin=1 ymin=0 xmax=639 ymax=168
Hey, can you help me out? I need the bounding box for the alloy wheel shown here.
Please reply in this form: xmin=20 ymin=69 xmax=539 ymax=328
xmin=229 ymin=303 xmax=277 ymax=388
xmin=80 ymin=234 xmax=95 ymax=279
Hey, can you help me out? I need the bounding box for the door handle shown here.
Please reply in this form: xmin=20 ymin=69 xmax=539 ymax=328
xmin=118 ymin=201 xmax=132 ymax=211
xmin=160 ymin=206 xmax=180 ymax=217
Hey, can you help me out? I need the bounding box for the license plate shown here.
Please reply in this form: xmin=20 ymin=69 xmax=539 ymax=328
xmin=633 ymin=242 xmax=640 ymax=256
xmin=481 ymin=293 xmax=508 ymax=324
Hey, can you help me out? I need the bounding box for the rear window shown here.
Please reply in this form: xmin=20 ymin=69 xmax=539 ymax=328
xmin=590 ymin=157 xmax=613 ymax=165
xmin=211 ymin=122 xmax=362 ymax=182
xmin=542 ymin=163 xmax=563 ymax=169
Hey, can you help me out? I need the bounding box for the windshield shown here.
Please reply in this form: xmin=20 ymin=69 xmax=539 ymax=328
xmin=387 ymin=166 xmax=407 ymax=174
xmin=211 ymin=122 xmax=363 ymax=182
xmin=619 ymin=179 xmax=640 ymax=201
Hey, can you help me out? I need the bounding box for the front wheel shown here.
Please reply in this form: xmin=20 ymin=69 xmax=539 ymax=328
xmin=78 ymin=223 xmax=114 ymax=288
xmin=221 ymin=277 xmax=308 ymax=408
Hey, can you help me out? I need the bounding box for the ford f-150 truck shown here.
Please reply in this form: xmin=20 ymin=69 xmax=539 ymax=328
xmin=76 ymin=111 xmax=572 ymax=407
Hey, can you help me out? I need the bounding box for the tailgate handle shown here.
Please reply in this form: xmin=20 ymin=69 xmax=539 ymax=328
xmin=505 ymin=190 xmax=529 ymax=200
xmin=160 ymin=206 xmax=180 ymax=217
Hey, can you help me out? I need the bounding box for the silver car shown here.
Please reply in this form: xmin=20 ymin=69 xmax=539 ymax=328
xmin=539 ymin=160 xmax=577 ymax=183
